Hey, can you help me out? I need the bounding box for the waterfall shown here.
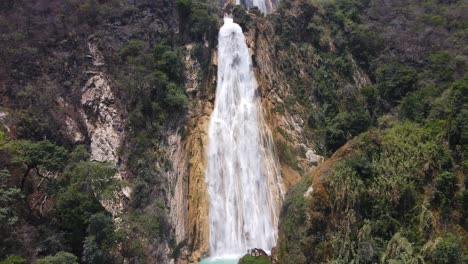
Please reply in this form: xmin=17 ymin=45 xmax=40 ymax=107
xmin=237 ymin=0 xmax=278 ymax=14
xmin=205 ymin=17 xmax=284 ymax=258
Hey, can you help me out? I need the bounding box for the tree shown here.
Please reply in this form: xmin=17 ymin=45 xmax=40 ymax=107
xmin=429 ymin=51 xmax=453 ymax=82
xmin=7 ymin=140 xmax=68 ymax=190
xmin=165 ymin=83 xmax=188 ymax=109
xmin=376 ymin=63 xmax=418 ymax=104
xmin=0 ymin=170 xmax=23 ymax=227
xmin=54 ymin=161 xmax=117 ymax=257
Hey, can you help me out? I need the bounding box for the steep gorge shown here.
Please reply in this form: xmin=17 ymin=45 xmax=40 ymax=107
xmin=0 ymin=0 xmax=466 ymax=263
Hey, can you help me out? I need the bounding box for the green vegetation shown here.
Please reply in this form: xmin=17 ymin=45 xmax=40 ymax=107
xmin=275 ymin=0 xmax=467 ymax=261
xmin=7 ymin=140 xmax=68 ymax=189
xmin=278 ymin=119 xmax=467 ymax=263
xmin=375 ymin=63 xmax=418 ymax=104
xmin=176 ymin=0 xmax=218 ymax=41
xmin=238 ymin=255 xmax=271 ymax=264
xmin=0 ymin=256 xmax=25 ymax=264
xmin=36 ymin=252 xmax=78 ymax=264
xmin=0 ymin=170 xmax=22 ymax=227
xmin=277 ymin=141 xmax=300 ymax=170
xmin=0 ymin=136 xmax=118 ymax=262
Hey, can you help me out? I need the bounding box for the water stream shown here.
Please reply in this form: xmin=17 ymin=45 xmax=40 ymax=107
xmin=204 ymin=17 xmax=284 ymax=262
xmin=237 ymin=0 xmax=277 ymax=14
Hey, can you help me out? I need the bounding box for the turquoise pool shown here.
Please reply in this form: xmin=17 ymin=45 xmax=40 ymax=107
xmin=199 ymin=256 xmax=240 ymax=264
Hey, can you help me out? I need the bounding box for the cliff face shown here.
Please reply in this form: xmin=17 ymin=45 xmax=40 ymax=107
xmin=1 ymin=0 xmax=466 ymax=263
xmin=169 ymin=44 xmax=215 ymax=262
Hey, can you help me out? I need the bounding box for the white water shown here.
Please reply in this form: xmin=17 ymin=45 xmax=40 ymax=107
xmin=205 ymin=17 xmax=284 ymax=258
xmin=236 ymin=0 xmax=277 ymax=14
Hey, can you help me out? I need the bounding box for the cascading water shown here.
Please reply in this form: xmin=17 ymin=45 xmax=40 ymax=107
xmin=204 ymin=17 xmax=284 ymax=261
xmin=237 ymin=0 xmax=278 ymax=14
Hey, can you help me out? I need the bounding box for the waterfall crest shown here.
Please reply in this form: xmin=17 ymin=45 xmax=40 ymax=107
xmin=205 ymin=17 xmax=284 ymax=257
xmin=236 ymin=0 xmax=278 ymax=14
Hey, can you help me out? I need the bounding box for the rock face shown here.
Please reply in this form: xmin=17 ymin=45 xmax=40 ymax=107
xmin=81 ymin=73 xmax=124 ymax=164
xmin=79 ymin=42 xmax=128 ymax=218
xmin=166 ymin=44 xmax=215 ymax=262
xmin=244 ymin=16 xmax=324 ymax=186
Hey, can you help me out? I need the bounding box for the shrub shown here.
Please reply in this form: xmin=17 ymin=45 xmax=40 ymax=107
xmin=0 ymin=256 xmax=25 ymax=264
xmin=323 ymin=110 xmax=371 ymax=154
xmin=277 ymin=141 xmax=299 ymax=170
xmin=399 ymin=92 xmax=431 ymax=123
xmin=176 ymin=0 xmax=192 ymax=19
xmin=381 ymin=233 xmax=423 ymax=263
xmin=238 ymin=255 xmax=271 ymax=264
xmin=429 ymin=51 xmax=453 ymax=81
xmin=190 ymin=8 xmax=217 ymax=40
xmin=165 ymin=83 xmax=188 ymax=109
xmin=0 ymin=170 xmax=23 ymax=227
xmin=423 ymin=14 xmax=448 ymax=27
xmin=431 ymin=234 xmax=462 ymax=264
xmin=433 ymin=172 xmax=457 ymax=206
xmin=119 ymin=41 xmax=146 ymax=61
xmin=376 ymin=63 xmax=418 ymax=104
xmin=35 ymin=252 xmax=78 ymax=264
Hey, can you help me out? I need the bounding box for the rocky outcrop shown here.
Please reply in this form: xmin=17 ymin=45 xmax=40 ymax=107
xmin=81 ymin=73 xmax=124 ymax=164
xmin=166 ymin=44 xmax=216 ymax=263
xmin=79 ymin=42 xmax=128 ymax=217
xmin=244 ymin=15 xmax=323 ymax=187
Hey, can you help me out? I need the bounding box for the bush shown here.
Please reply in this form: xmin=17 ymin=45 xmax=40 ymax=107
xmin=0 ymin=170 xmax=23 ymax=227
xmin=429 ymin=51 xmax=453 ymax=81
xmin=176 ymin=0 xmax=192 ymax=19
xmin=165 ymin=83 xmax=188 ymax=109
xmin=35 ymin=252 xmax=78 ymax=264
xmin=277 ymin=141 xmax=299 ymax=170
xmin=399 ymin=92 xmax=431 ymax=123
xmin=190 ymin=8 xmax=217 ymax=40
xmin=119 ymin=41 xmax=146 ymax=61
xmin=431 ymin=234 xmax=462 ymax=264
xmin=381 ymin=233 xmax=423 ymax=263
xmin=238 ymin=255 xmax=271 ymax=264
xmin=0 ymin=256 xmax=25 ymax=264
xmin=323 ymin=110 xmax=371 ymax=154
xmin=433 ymin=172 xmax=457 ymax=205
xmin=376 ymin=63 xmax=418 ymax=104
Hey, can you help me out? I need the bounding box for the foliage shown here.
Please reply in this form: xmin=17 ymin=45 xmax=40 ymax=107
xmin=430 ymin=234 xmax=462 ymax=264
xmin=278 ymin=120 xmax=464 ymax=263
xmin=238 ymin=255 xmax=271 ymax=264
xmin=0 ymin=256 xmax=25 ymax=264
xmin=35 ymin=252 xmax=78 ymax=264
xmin=277 ymin=178 xmax=310 ymax=264
xmin=433 ymin=172 xmax=457 ymax=206
xmin=375 ymin=63 xmax=418 ymax=104
xmin=429 ymin=51 xmax=453 ymax=82
xmin=0 ymin=170 xmax=22 ymax=227
xmin=176 ymin=0 xmax=218 ymax=41
xmin=276 ymin=141 xmax=299 ymax=170
xmin=381 ymin=233 xmax=423 ymax=263
xmin=165 ymin=83 xmax=189 ymax=109
xmin=52 ymin=161 xmax=117 ymax=259
xmin=322 ymin=110 xmax=371 ymax=154
xmin=7 ymin=140 xmax=69 ymax=189
xmin=8 ymin=140 xmax=69 ymax=172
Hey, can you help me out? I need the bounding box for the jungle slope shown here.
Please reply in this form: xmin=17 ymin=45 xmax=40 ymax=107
xmin=0 ymin=0 xmax=220 ymax=263
xmin=267 ymin=0 xmax=468 ymax=263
